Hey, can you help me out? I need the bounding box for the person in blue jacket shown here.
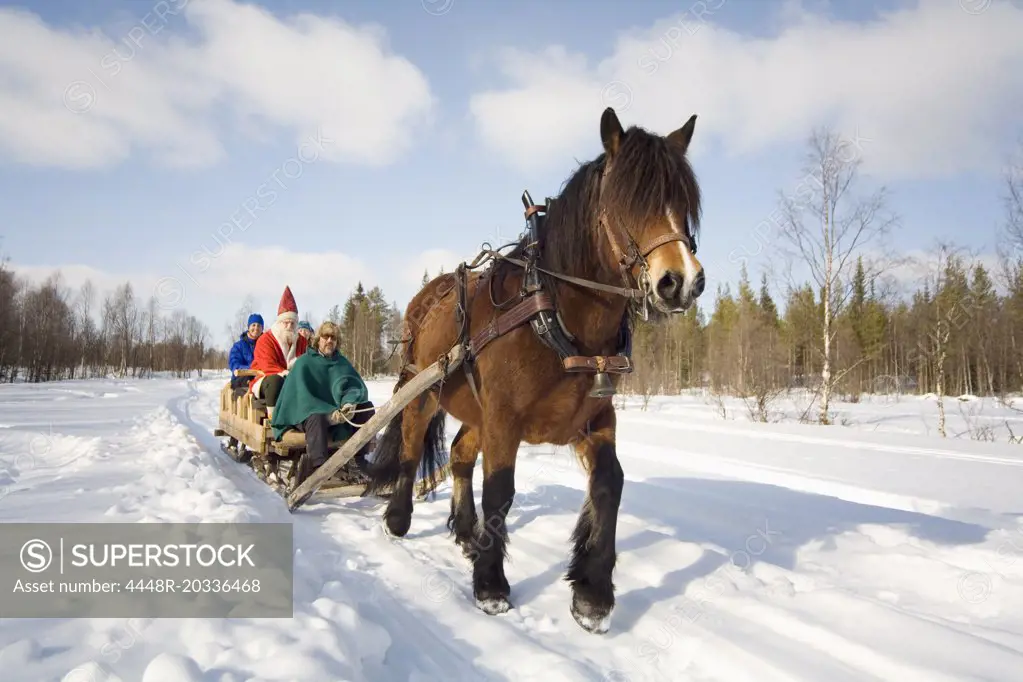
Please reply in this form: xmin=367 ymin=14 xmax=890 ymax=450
xmin=229 ymin=313 xmax=264 ymax=390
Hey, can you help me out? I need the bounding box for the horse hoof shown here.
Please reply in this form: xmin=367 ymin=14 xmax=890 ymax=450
xmin=571 ymin=597 xmax=612 ymax=634
xmin=475 ymin=595 xmax=512 ymax=615
xmin=384 ymin=509 xmax=411 ymax=537
xmin=455 ymin=537 xmax=476 ymax=559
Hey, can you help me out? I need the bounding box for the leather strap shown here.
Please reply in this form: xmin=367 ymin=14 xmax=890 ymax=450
xmin=497 ymin=253 xmax=645 ymax=299
xmin=563 ymin=355 xmax=633 ymax=373
xmin=639 ymin=232 xmax=686 ymax=257
xmin=469 ymin=292 xmax=556 ymax=356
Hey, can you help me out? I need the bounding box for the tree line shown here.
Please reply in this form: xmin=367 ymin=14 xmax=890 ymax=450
xmin=623 ymin=254 xmax=1018 ymax=424
xmin=0 ymin=266 xmax=219 ymax=383
xmin=4 ymin=129 xmax=1020 ymax=426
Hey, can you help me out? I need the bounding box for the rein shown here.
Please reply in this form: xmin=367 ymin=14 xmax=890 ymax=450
xmin=463 ymin=245 xmax=644 ymax=300
xmin=412 ymin=170 xmax=695 ymax=402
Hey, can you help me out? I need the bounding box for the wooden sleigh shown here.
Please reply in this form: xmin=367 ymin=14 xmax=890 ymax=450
xmin=213 ymin=367 xmax=452 ymax=504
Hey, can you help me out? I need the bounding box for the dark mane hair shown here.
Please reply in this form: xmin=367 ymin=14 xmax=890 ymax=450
xmin=504 ymin=125 xmax=702 ymax=283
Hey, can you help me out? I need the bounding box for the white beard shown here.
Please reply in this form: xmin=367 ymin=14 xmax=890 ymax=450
xmin=271 ymin=322 xmax=298 ymax=365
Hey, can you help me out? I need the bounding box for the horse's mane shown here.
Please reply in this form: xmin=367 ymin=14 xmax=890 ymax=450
xmin=503 ymin=125 xmax=702 ymax=282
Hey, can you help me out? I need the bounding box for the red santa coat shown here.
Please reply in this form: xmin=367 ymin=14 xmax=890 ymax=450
xmin=248 ymin=327 xmax=307 ymax=395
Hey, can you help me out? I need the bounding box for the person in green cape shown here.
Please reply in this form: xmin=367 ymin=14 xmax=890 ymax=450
xmin=270 ymin=320 xmax=376 ymax=488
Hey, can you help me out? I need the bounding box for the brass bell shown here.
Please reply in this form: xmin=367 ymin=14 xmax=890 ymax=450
xmin=589 ymin=372 xmax=615 ymax=398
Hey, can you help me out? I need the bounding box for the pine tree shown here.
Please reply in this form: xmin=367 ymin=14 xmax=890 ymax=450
xmin=340 ymin=282 xmax=366 ymax=361
xmin=969 ymin=263 xmax=997 ymax=394
xmin=706 ymin=283 xmax=739 ymax=392
xmin=851 ymin=257 xmax=868 ymax=310
xmin=758 ymin=273 xmax=779 ymax=327
xmin=782 ymin=285 xmax=819 ymax=388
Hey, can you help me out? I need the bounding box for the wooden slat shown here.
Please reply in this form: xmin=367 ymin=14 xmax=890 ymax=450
xmin=286 ymin=343 xmax=465 ymax=512
xmin=219 ymin=411 xmax=268 ymax=455
xmin=310 ymin=484 xmax=366 ymax=499
xmin=277 ymin=430 xmax=350 ymax=449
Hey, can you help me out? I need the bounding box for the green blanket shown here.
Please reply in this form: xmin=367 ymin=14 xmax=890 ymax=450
xmin=269 ymin=349 xmax=370 ymax=442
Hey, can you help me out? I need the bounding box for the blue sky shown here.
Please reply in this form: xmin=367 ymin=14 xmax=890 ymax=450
xmin=2 ymin=0 xmax=1022 ymax=348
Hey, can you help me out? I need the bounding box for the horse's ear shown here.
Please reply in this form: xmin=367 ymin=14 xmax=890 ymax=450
xmin=667 ymin=114 xmax=697 ymax=153
xmin=600 ymin=107 xmax=625 ymax=157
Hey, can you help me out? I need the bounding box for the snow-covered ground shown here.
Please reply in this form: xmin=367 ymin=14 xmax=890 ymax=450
xmin=2 ymin=371 xmax=1023 ymax=681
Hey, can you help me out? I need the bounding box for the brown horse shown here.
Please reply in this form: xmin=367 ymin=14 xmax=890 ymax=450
xmin=364 ymin=107 xmax=706 ymax=634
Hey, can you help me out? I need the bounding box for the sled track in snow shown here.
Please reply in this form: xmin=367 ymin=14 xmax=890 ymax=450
xmin=627 ymin=416 xmax=1023 ymax=468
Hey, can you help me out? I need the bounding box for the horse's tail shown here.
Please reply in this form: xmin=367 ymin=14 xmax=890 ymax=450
xmin=416 ymin=407 xmax=448 ymax=500
xmin=363 ymin=373 xmax=448 ymax=499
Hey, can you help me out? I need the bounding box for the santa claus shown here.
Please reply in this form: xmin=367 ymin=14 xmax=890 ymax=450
xmin=249 ymin=285 xmax=308 ymax=417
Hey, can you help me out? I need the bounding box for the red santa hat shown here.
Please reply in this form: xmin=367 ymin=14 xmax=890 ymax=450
xmin=276 ymin=286 xmax=298 ymax=323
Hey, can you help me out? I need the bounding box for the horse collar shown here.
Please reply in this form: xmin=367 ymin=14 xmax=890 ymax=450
xmin=519 ymin=197 xmax=634 ymax=382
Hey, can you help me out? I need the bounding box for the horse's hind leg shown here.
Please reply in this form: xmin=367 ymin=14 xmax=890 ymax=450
xmin=376 ymin=391 xmax=445 ymax=537
xmin=567 ymin=404 xmax=624 ymax=634
xmin=446 ymin=424 xmax=480 ymax=555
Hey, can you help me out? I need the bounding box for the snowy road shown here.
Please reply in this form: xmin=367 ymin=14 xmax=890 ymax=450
xmin=1 ymin=373 xmax=1022 ymax=681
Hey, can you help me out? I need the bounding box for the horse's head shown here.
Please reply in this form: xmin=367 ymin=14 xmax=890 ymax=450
xmin=596 ymin=107 xmax=705 ymax=317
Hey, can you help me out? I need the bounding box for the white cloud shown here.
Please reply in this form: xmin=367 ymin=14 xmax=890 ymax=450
xmin=468 ymin=0 xmax=1023 ymax=180
xmin=0 ymin=0 xmax=434 ymax=169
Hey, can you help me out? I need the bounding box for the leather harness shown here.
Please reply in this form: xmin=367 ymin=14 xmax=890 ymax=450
xmin=431 ymin=162 xmax=695 ymax=405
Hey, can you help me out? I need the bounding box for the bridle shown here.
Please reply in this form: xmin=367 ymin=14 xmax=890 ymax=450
xmin=591 ymin=159 xmax=698 ymax=318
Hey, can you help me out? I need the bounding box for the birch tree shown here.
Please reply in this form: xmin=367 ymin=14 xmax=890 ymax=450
xmin=775 ymin=127 xmax=898 ymax=424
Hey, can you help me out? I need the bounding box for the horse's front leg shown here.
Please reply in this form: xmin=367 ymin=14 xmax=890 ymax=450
xmin=468 ymin=422 xmax=519 ymax=615
xmin=567 ymin=404 xmax=624 ymax=634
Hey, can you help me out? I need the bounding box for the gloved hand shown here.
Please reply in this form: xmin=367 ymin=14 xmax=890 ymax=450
xmin=328 ymin=403 xmax=356 ymax=425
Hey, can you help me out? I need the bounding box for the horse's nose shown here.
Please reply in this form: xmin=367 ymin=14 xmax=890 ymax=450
xmin=656 ymin=271 xmax=683 ymax=301
xmin=691 ymin=270 xmax=706 ymax=299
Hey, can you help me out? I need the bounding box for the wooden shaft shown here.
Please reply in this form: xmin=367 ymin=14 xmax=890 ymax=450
xmin=286 ymin=344 xmax=465 ymax=512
